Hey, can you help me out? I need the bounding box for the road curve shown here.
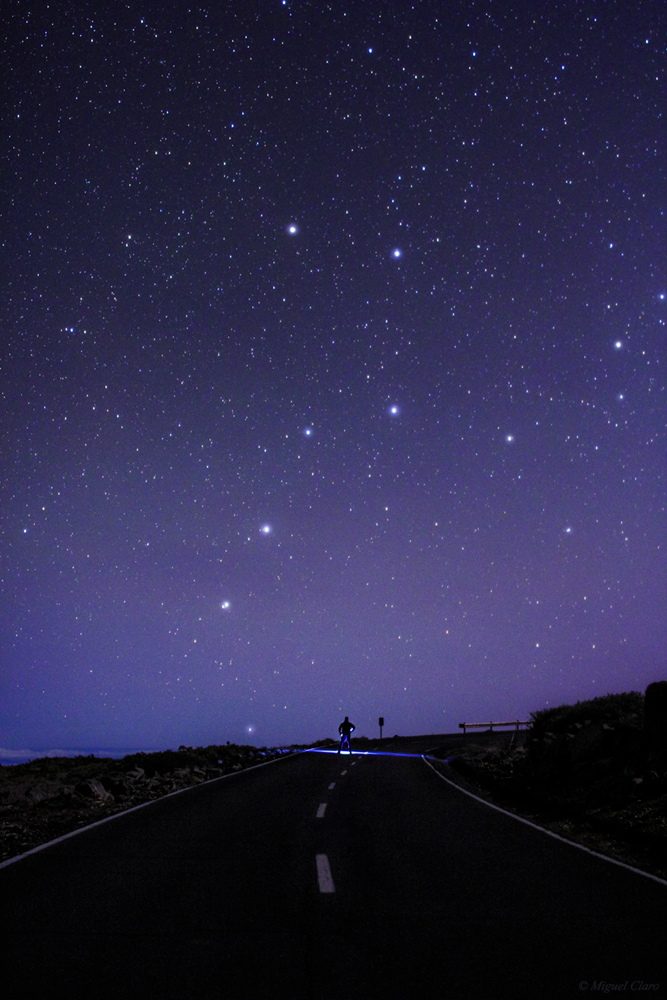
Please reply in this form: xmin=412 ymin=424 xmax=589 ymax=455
xmin=1 ymin=749 xmax=665 ymax=999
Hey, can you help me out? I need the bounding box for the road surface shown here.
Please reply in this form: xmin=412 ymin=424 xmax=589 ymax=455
xmin=2 ymin=747 xmax=665 ymax=999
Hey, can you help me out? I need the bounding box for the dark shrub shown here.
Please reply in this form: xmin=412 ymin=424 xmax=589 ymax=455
xmin=529 ymin=692 xmax=643 ymax=741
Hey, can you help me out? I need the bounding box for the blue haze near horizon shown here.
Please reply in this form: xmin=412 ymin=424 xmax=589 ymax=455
xmin=1 ymin=1 xmax=665 ymax=751
xmin=0 ymin=735 xmax=355 ymax=766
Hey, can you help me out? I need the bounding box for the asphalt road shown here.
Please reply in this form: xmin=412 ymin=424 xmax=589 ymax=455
xmin=2 ymin=747 xmax=665 ymax=999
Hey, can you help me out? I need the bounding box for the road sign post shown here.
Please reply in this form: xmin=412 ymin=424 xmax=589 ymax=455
xmin=379 ymin=716 xmax=384 ymax=739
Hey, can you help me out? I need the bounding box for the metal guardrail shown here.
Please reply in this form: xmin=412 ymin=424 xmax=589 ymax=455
xmin=458 ymin=721 xmax=529 ymax=734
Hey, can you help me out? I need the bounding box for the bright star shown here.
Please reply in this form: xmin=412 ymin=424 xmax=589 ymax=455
xmin=286 ymin=223 xmax=299 ymax=235
xmin=506 ymin=434 xmax=515 ymax=443
xmin=220 ymin=600 xmax=231 ymax=610
xmin=388 ymin=405 xmax=400 ymax=416
xmin=391 ymin=248 xmax=402 ymax=259
xmin=614 ymin=341 xmax=623 ymax=349
xmin=260 ymin=524 xmax=272 ymax=534
xmin=303 ymin=426 xmax=314 ymax=437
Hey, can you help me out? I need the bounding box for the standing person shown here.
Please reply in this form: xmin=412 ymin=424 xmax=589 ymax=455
xmin=338 ymin=716 xmax=355 ymax=754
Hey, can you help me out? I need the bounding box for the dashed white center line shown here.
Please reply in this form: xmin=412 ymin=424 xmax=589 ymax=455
xmin=316 ymin=854 xmax=335 ymax=893
xmin=328 ymin=782 xmax=336 ymax=790
xmin=340 ymin=770 xmax=348 ymax=776
xmin=316 ymin=802 xmax=327 ymax=818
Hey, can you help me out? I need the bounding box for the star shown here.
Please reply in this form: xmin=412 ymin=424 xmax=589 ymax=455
xmin=3 ymin=0 xmax=662 ymax=757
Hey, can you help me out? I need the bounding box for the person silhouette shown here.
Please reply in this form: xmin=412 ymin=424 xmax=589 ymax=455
xmin=338 ymin=716 xmax=355 ymax=754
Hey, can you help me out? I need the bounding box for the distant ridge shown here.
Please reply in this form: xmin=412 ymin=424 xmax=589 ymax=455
xmin=0 ymin=748 xmax=164 ymax=766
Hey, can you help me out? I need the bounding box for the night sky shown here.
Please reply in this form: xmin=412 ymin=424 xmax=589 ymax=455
xmin=2 ymin=0 xmax=664 ymax=751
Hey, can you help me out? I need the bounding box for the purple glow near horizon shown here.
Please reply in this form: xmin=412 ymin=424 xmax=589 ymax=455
xmin=1 ymin=2 xmax=664 ymax=751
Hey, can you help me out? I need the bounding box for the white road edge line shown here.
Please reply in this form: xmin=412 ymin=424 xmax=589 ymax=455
xmin=316 ymin=802 xmax=327 ymax=818
xmin=421 ymin=755 xmax=667 ymax=888
xmin=316 ymin=853 xmax=335 ymax=893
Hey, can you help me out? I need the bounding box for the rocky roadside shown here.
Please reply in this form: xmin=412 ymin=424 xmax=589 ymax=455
xmin=0 ymin=742 xmax=312 ymax=863
xmin=431 ymin=723 xmax=667 ymax=882
xmin=4 ymin=723 xmax=666 ymax=882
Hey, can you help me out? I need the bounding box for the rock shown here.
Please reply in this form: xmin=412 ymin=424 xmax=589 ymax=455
xmin=124 ymin=767 xmax=146 ymax=781
xmin=644 ymin=681 xmax=667 ymax=750
xmin=55 ymin=785 xmax=78 ymax=801
xmin=101 ymin=775 xmax=133 ymax=798
xmin=75 ymin=778 xmax=113 ymax=802
xmin=25 ymin=781 xmax=66 ymax=804
xmin=0 ymin=784 xmax=30 ymax=806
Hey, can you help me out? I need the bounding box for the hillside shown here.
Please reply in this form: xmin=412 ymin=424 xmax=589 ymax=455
xmin=440 ymin=691 xmax=667 ymax=880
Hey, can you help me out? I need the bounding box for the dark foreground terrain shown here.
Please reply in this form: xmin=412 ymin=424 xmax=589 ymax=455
xmin=427 ymin=721 xmax=667 ymax=882
xmin=2 ymin=743 xmax=665 ymax=1000
xmin=2 ymin=709 xmax=666 ymax=881
xmin=0 ymin=742 xmax=305 ymax=863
